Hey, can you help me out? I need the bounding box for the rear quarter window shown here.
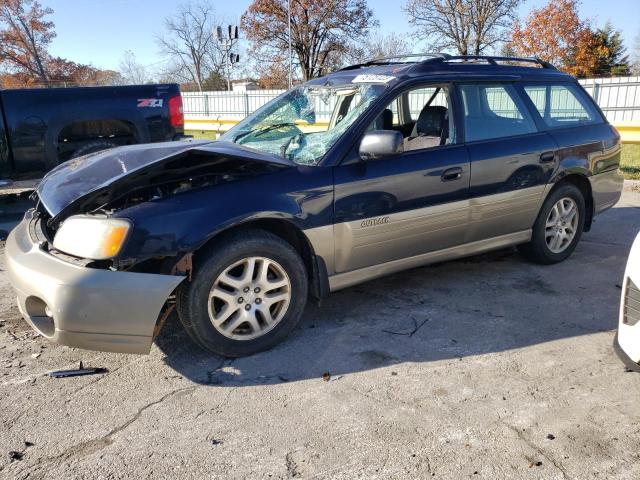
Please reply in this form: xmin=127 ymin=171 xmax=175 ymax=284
xmin=523 ymin=83 xmax=603 ymax=129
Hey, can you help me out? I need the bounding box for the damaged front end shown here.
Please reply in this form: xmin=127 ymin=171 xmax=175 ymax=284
xmin=7 ymin=140 xmax=294 ymax=354
xmin=34 ymin=140 xmax=293 ymax=269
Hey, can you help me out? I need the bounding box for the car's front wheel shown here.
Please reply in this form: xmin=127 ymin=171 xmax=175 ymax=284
xmin=177 ymin=229 xmax=308 ymax=357
xmin=518 ymin=183 xmax=586 ymax=264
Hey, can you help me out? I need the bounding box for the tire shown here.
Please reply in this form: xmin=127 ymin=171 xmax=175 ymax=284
xmin=518 ymin=183 xmax=586 ymax=264
xmin=71 ymin=139 xmax=119 ymax=159
xmin=176 ymin=229 xmax=308 ymax=357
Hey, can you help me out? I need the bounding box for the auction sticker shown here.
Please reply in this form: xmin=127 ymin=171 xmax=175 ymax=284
xmin=352 ymin=74 xmax=396 ymax=84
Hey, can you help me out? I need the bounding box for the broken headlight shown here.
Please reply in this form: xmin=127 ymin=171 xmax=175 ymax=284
xmin=53 ymin=216 xmax=131 ymax=260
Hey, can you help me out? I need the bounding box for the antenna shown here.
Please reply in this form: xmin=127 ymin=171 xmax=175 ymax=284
xmin=215 ymin=24 xmax=241 ymax=90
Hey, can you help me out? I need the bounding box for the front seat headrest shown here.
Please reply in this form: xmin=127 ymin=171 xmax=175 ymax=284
xmin=412 ymin=105 xmax=447 ymax=137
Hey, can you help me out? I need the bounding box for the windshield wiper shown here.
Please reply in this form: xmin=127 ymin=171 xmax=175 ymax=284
xmin=234 ymin=122 xmax=298 ymax=143
xmin=280 ymin=133 xmax=305 ymax=159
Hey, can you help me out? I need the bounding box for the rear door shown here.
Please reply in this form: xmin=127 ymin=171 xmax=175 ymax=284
xmin=457 ymin=82 xmax=557 ymax=242
xmin=333 ymin=83 xmax=471 ymax=273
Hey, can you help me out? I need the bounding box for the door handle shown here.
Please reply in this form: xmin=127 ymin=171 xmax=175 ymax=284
xmin=539 ymin=151 xmax=556 ymax=163
xmin=441 ymin=167 xmax=463 ymax=182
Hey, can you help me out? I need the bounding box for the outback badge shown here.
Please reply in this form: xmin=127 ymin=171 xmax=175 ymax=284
xmin=361 ymin=216 xmax=390 ymax=228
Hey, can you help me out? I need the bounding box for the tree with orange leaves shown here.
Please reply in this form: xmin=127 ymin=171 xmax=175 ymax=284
xmin=0 ymin=0 xmax=55 ymax=86
xmin=242 ymin=0 xmax=377 ymax=81
xmin=510 ymin=0 xmax=609 ymax=78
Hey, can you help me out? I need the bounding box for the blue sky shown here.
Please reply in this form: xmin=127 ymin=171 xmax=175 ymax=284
xmin=42 ymin=0 xmax=639 ymax=71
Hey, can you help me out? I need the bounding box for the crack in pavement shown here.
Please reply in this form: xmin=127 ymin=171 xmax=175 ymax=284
xmin=7 ymin=385 xmax=197 ymax=478
xmin=499 ymin=419 xmax=571 ymax=480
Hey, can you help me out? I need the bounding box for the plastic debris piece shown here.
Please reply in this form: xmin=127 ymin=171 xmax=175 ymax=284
xmin=48 ymin=361 xmax=108 ymax=378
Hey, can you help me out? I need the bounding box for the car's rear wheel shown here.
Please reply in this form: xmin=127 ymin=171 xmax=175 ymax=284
xmin=518 ymin=183 xmax=586 ymax=264
xmin=177 ymin=229 xmax=308 ymax=357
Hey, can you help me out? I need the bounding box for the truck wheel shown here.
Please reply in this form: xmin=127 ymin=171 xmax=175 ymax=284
xmin=518 ymin=183 xmax=585 ymax=264
xmin=71 ymin=140 xmax=119 ymax=159
xmin=176 ymin=229 xmax=308 ymax=357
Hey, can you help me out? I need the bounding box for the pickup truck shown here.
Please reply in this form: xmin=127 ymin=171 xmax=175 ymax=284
xmin=0 ymin=84 xmax=186 ymax=182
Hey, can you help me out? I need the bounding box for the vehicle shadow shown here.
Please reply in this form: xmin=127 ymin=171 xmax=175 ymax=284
xmin=155 ymin=204 xmax=637 ymax=386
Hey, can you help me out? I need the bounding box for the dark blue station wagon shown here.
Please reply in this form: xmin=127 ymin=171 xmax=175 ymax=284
xmin=6 ymin=54 xmax=624 ymax=357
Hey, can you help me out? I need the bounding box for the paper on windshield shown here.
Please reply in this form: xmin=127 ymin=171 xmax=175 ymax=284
xmin=352 ymin=74 xmax=396 ymax=84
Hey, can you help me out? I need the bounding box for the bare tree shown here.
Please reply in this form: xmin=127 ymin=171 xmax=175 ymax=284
xmin=346 ymin=30 xmax=410 ymax=64
xmin=404 ymin=0 xmax=522 ymax=55
xmin=156 ymin=2 xmax=225 ymax=91
xmin=118 ymin=50 xmax=151 ymax=85
xmin=242 ymin=0 xmax=377 ymax=81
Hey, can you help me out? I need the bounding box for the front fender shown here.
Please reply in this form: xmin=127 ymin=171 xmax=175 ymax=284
xmin=115 ymin=166 xmax=334 ymax=265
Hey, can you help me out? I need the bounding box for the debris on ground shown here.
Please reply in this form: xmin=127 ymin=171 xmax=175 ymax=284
xmin=321 ymin=371 xmax=343 ymax=382
xmin=31 ymin=353 xmax=40 ymax=359
xmin=547 ymin=434 xmax=556 ymax=440
xmin=48 ymin=361 xmax=108 ymax=378
xmin=383 ymin=317 xmax=429 ymax=337
xmin=8 ymin=450 xmax=23 ymax=461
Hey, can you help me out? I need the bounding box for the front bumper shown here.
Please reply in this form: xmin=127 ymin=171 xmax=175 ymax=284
xmin=617 ymin=233 xmax=640 ymax=370
xmin=614 ymin=333 xmax=640 ymax=372
xmin=5 ymin=216 xmax=185 ymax=354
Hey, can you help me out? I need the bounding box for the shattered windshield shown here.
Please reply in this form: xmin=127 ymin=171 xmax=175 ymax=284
xmin=221 ymin=83 xmax=386 ymax=165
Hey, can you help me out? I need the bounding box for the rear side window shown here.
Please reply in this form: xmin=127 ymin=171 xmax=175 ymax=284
xmin=523 ymin=84 xmax=601 ymax=128
xmin=459 ymin=83 xmax=537 ymax=142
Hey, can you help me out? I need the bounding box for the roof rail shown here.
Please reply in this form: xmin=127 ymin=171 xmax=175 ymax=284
xmin=338 ymin=53 xmax=450 ymax=71
xmin=339 ymin=53 xmax=556 ymax=72
xmin=426 ymin=55 xmax=556 ymax=70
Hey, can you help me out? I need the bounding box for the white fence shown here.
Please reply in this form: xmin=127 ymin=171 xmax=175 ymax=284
xmin=183 ymin=76 xmax=640 ymax=126
xmin=579 ymin=76 xmax=640 ymax=122
xmin=182 ymin=89 xmax=286 ymax=121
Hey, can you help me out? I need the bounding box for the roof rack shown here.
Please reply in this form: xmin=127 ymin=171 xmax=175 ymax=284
xmin=338 ymin=53 xmax=448 ymax=71
xmin=427 ymin=55 xmax=556 ymax=70
xmin=339 ymin=53 xmax=556 ymax=71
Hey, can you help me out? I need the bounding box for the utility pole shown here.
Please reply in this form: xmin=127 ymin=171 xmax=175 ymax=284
xmin=288 ymin=0 xmax=293 ymax=88
xmin=215 ymin=25 xmax=240 ymax=91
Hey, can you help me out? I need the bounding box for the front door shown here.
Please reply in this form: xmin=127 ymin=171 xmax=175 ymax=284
xmin=333 ymin=84 xmax=470 ymax=273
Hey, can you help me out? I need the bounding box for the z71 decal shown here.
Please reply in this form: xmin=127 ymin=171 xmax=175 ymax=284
xmin=137 ymin=98 xmax=163 ymax=108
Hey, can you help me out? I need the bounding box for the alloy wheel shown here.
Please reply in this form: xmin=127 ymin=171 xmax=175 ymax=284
xmin=207 ymin=256 xmax=291 ymax=341
xmin=545 ymin=197 xmax=579 ymax=254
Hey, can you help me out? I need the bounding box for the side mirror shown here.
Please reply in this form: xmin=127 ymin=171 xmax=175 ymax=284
xmin=359 ymin=130 xmax=404 ymax=161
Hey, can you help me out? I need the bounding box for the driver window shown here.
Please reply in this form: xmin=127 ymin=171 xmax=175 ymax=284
xmin=369 ymin=85 xmax=454 ymax=152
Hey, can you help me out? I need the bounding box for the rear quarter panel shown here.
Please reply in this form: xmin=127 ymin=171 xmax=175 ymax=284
xmin=549 ymin=123 xmax=623 ymax=214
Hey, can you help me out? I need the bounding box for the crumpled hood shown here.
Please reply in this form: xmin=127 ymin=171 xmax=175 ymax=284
xmin=36 ymin=140 xmax=293 ymax=221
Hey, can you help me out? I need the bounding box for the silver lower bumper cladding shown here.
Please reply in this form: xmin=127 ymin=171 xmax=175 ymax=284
xmin=5 ymin=218 xmax=185 ymax=354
